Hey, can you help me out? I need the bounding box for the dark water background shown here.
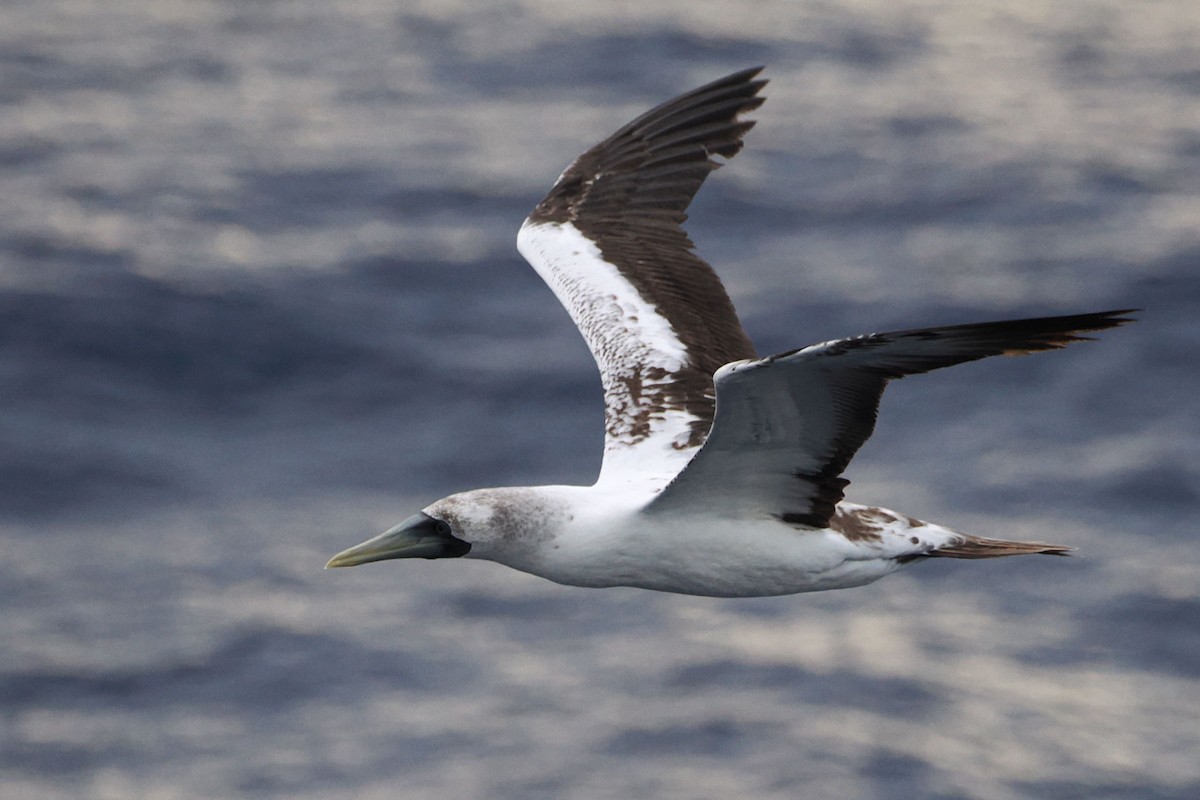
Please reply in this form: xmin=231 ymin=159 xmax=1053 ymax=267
xmin=2 ymin=2 xmax=1199 ymax=798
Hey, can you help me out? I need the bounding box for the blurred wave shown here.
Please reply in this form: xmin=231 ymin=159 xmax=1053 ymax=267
xmin=2 ymin=2 xmax=1199 ymax=799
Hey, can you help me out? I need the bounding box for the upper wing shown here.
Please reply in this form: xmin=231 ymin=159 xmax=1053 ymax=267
xmin=516 ymin=68 xmax=766 ymax=486
xmin=646 ymin=311 xmax=1135 ymax=524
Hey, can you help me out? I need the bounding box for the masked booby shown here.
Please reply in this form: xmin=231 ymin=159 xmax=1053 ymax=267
xmin=326 ymin=67 xmax=1132 ymax=597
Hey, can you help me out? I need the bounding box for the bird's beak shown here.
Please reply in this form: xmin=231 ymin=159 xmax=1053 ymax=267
xmin=325 ymin=513 xmax=470 ymax=568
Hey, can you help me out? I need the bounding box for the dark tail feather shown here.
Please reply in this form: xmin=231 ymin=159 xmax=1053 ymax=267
xmin=930 ymin=534 xmax=1074 ymax=559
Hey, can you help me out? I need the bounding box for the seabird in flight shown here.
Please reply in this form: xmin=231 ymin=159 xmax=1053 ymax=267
xmin=326 ymin=67 xmax=1132 ymax=597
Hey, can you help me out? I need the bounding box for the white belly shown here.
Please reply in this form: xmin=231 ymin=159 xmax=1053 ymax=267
xmin=517 ymin=512 xmax=906 ymax=598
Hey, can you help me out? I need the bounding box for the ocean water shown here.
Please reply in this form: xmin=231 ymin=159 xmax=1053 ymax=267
xmin=2 ymin=2 xmax=1199 ymax=798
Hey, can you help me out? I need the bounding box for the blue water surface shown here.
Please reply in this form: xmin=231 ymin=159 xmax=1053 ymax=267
xmin=2 ymin=2 xmax=1198 ymax=799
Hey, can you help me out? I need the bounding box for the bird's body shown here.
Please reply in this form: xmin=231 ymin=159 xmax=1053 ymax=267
xmin=424 ymin=485 xmax=956 ymax=597
xmin=327 ymin=68 xmax=1131 ymax=597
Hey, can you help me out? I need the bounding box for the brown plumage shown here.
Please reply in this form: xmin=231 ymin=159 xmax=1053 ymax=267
xmin=929 ymin=535 xmax=1075 ymax=559
xmin=528 ymin=67 xmax=766 ymax=448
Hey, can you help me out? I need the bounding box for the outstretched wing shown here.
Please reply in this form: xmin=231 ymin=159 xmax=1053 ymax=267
xmin=646 ymin=311 xmax=1135 ymax=524
xmin=516 ymin=68 xmax=766 ymax=486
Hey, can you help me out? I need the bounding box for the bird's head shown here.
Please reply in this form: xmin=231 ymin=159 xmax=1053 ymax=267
xmin=324 ymin=488 xmax=559 ymax=569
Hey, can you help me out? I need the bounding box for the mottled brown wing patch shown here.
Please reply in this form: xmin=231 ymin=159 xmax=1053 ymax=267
xmin=828 ymin=506 xmax=888 ymax=542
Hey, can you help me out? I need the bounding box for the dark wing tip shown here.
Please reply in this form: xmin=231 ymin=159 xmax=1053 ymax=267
xmin=529 ymin=67 xmax=768 ymax=224
xmin=988 ymin=308 xmax=1137 ymax=354
xmin=866 ymin=308 xmax=1138 ymax=368
xmin=614 ymin=66 xmax=768 ymax=161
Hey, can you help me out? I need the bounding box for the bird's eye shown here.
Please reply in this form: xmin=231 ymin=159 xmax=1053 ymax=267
xmin=434 ymin=520 xmax=452 ymax=537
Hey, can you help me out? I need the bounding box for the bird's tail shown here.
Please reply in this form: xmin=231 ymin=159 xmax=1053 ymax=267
xmin=928 ymin=533 xmax=1074 ymax=559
